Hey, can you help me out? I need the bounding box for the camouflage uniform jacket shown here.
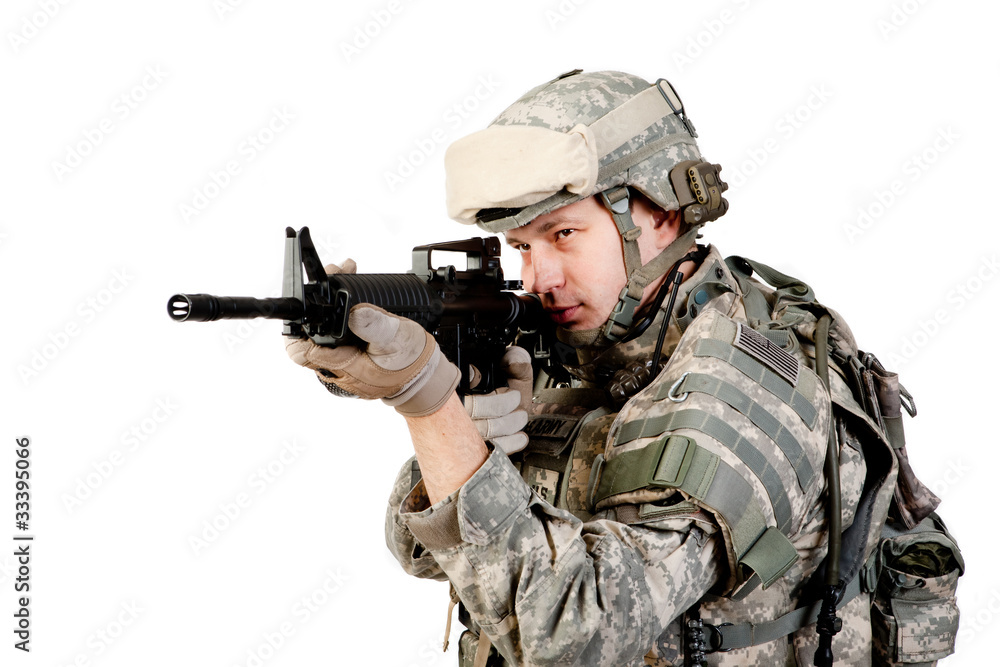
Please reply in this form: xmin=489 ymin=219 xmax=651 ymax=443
xmin=385 ymin=245 xmax=881 ymax=666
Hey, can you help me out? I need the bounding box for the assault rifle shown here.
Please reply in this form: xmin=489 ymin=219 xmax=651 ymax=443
xmin=167 ymin=227 xmax=543 ymax=394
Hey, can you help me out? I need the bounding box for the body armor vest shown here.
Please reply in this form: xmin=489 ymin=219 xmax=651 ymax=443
xmin=456 ymin=248 xmax=962 ymax=666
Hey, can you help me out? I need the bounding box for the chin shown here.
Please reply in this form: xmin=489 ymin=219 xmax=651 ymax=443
xmin=563 ymin=316 xmax=601 ymax=331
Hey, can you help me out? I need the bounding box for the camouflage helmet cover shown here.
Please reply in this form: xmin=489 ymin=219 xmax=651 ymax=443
xmin=445 ymin=70 xmax=704 ymax=232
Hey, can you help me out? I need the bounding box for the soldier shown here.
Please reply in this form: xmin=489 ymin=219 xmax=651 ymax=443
xmin=286 ymin=71 xmax=961 ymax=665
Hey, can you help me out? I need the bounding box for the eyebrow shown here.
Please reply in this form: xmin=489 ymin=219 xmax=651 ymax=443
xmin=505 ymin=218 xmax=566 ymax=245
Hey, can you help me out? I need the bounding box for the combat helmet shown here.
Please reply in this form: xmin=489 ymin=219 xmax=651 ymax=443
xmin=445 ymin=69 xmax=728 ymax=345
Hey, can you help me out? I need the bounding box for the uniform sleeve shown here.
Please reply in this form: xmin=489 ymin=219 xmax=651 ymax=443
xmin=384 ymin=456 xmax=448 ymax=581
xmin=399 ymin=447 xmax=724 ymax=666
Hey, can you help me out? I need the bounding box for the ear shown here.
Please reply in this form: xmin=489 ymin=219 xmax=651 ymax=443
xmin=659 ymin=208 xmax=680 ymax=229
xmin=648 ymin=207 xmax=681 ymax=250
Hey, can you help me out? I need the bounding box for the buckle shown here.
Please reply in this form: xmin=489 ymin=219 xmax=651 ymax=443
xmin=599 ymin=186 xmax=630 ymax=215
xmin=704 ymin=622 xmax=734 ymax=653
xmin=608 ymin=288 xmax=640 ymax=326
xmin=600 ymin=187 xmax=642 ymax=240
xmin=603 ymin=288 xmax=641 ymax=341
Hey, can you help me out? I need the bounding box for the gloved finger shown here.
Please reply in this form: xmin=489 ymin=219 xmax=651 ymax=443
xmin=491 ymin=432 xmax=529 ymax=455
xmin=324 ymin=258 xmax=357 ymax=275
xmin=501 ymin=346 xmax=532 ymax=381
xmin=490 ymin=409 xmax=528 ymax=438
xmin=285 ymin=260 xmax=356 ymax=372
xmin=347 ymin=304 xmax=429 ymax=371
xmin=284 ymin=335 xmax=361 ymax=371
xmin=470 ymin=409 xmax=528 ymax=440
xmin=464 ymin=387 xmax=522 ymax=420
xmin=285 ymin=336 xmax=321 ymax=367
xmin=501 ymin=346 xmax=533 ymax=413
xmin=466 ymin=364 xmax=482 ymax=390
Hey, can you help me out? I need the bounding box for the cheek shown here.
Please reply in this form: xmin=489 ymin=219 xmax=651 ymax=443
xmin=590 ymin=250 xmax=627 ymax=289
xmin=586 ymin=252 xmax=628 ymax=305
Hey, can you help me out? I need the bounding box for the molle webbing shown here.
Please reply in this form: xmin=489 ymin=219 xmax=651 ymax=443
xmin=693 ymin=338 xmax=818 ymax=428
xmin=592 ymin=434 xmax=797 ymax=588
xmin=589 ymin=308 xmax=835 ymax=590
xmin=614 ymin=408 xmax=794 ymax=534
xmin=656 ymin=372 xmax=816 ymax=493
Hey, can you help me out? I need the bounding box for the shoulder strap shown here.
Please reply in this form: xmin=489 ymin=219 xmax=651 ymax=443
xmin=725 ymin=255 xmax=817 ymax=331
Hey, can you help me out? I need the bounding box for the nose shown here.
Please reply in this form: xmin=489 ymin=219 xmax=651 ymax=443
xmin=523 ymin=245 xmax=564 ymax=295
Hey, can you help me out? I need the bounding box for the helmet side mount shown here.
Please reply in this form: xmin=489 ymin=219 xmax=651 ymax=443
xmin=669 ymin=161 xmax=729 ymax=226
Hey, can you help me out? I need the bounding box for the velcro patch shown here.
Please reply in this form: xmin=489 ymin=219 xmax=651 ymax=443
xmin=733 ymin=323 xmax=800 ymax=386
xmin=524 ymin=466 xmax=561 ymax=504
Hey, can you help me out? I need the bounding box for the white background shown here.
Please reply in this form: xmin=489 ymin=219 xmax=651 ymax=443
xmin=3 ymin=0 xmax=997 ymax=665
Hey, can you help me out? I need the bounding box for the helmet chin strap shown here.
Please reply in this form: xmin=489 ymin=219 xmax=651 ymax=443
xmin=556 ymin=186 xmax=703 ymax=349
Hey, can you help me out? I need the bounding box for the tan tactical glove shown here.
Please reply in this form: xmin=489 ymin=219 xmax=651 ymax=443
xmin=285 ymin=261 xmax=460 ymax=417
xmin=462 ymin=346 xmax=533 ymax=454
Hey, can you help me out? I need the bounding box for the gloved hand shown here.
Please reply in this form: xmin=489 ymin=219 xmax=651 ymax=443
xmin=285 ymin=260 xmax=460 ymax=417
xmin=462 ymin=346 xmax=533 ymax=454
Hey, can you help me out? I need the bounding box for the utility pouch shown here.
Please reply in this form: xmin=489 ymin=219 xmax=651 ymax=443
xmin=868 ymin=513 xmax=964 ymax=666
xmin=842 ymin=351 xmax=941 ymax=529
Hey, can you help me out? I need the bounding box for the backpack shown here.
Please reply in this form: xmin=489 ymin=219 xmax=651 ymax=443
xmin=726 ymin=255 xmax=964 ymax=665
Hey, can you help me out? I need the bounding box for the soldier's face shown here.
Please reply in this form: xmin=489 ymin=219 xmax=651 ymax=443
xmin=505 ymin=195 xmax=679 ymax=331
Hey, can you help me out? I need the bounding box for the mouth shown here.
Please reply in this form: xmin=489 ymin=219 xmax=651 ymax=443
xmin=546 ymin=305 xmax=581 ymax=326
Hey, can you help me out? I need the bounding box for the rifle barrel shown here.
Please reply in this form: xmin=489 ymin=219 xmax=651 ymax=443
xmin=167 ymin=294 xmax=304 ymax=322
